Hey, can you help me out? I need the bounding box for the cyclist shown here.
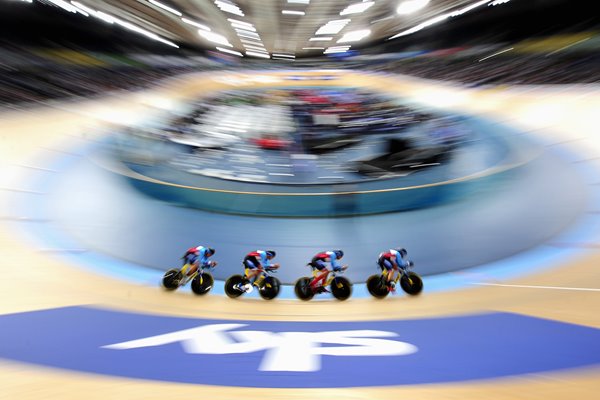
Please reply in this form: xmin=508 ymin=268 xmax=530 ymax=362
xmin=308 ymin=250 xmax=346 ymax=293
xmin=377 ymin=247 xmax=413 ymax=292
xmin=182 ymin=246 xmax=217 ymax=280
xmin=241 ymin=250 xmax=279 ymax=291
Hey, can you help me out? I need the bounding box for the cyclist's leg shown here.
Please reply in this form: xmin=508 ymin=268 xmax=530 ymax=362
xmin=382 ymin=259 xmax=395 ymax=284
xmin=183 ymin=254 xmax=199 ymax=276
xmin=310 ymin=261 xmax=329 ymax=289
xmin=243 ymin=259 xmax=260 ymax=284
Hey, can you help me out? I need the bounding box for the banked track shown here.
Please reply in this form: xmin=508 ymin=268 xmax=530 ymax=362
xmin=1 ymin=70 xmax=600 ymax=399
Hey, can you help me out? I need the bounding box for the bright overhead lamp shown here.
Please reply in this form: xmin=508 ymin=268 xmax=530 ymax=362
xmin=69 ymin=1 xmax=178 ymax=47
xmin=246 ymin=51 xmax=271 ymax=59
xmin=148 ymin=0 xmax=182 ymax=17
xmin=240 ymin=37 xmax=264 ymax=44
xmin=71 ymin=1 xmax=178 ymax=47
xmin=216 ymin=47 xmax=244 ymax=56
xmin=324 ymin=45 xmax=351 ymax=54
xmin=315 ymin=19 xmax=351 ymax=35
xmin=337 ymin=29 xmax=370 ymax=43
xmin=96 ymin=11 xmax=116 ymax=24
xmin=340 ymin=1 xmax=374 ymax=16
xmin=302 ymin=47 xmax=325 ymax=50
xmin=390 ymin=0 xmax=492 ymax=39
xmin=227 ymin=18 xmax=253 ymax=27
xmin=397 ymin=0 xmax=430 ymax=15
xmin=287 ymin=0 xmax=309 ymax=3
xmin=47 ymin=0 xmax=78 ymax=13
xmin=272 ymin=53 xmax=295 ymax=58
xmin=234 ymin=28 xmax=260 ymax=36
xmin=231 ymin=23 xmax=256 ymax=31
xmin=181 ymin=18 xmax=210 ymax=31
xmin=236 ymin=31 xmax=261 ymax=40
xmin=309 ymin=37 xmax=332 ymax=41
xmin=71 ymin=2 xmax=105 ymax=19
xmin=215 ymin=0 xmax=244 ymax=16
xmin=449 ymin=0 xmax=490 ymax=17
xmin=282 ymin=10 xmax=305 ymax=15
xmin=71 ymin=1 xmax=95 ymax=15
xmin=243 ymin=44 xmax=267 ymax=52
xmin=199 ymin=30 xmax=233 ymax=46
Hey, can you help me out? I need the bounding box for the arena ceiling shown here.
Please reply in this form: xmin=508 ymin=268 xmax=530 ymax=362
xmin=33 ymin=0 xmax=516 ymax=57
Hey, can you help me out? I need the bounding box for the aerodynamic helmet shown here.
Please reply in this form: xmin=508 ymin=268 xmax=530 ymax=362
xmin=395 ymin=247 xmax=407 ymax=257
xmin=207 ymin=247 xmax=216 ymax=256
xmin=266 ymin=250 xmax=276 ymax=258
xmin=334 ymin=250 xmax=344 ymax=258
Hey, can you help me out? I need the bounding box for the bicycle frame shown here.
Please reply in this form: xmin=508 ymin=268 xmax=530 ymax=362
xmin=324 ymin=269 xmax=345 ymax=286
xmin=382 ymin=265 xmax=410 ymax=285
xmin=247 ymin=267 xmax=278 ymax=288
xmin=180 ymin=263 xmax=214 ymax=284
xmin=309 ymin=266 xmax=346 ymax=288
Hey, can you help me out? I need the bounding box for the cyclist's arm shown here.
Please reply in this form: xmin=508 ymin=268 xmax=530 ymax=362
xmin=329 ymin=252 xmax=341 ymax=270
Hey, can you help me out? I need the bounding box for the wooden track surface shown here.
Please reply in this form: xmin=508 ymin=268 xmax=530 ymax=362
xmin=1 ymin=71 xmax=600 ymax=399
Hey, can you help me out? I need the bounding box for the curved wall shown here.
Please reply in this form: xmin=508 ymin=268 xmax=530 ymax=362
xmin=107 ymin=71 xmax=537 ymax=216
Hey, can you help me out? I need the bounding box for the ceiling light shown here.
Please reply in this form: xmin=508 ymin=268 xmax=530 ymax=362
xmin=68 ymin=1 xmax=89 ymax=15
xmin=246 ymin=51 xmax=271 ymax=59
xmin=148 ymin=0 xmax=182 ymax=17
xmin=397 ymin=0 xmax=430 ymax=15
xmin=234 ymin=28 xmax=259 ymax=36
xmin=287 ymin=0 xmax=310 ymax=3
xmin=315 ymin=19 xmax=351 ymax=35
xmin=216 ymin=47 xmax=244 ymax=56
xmin=282 ymin=10 xmax=305 ymax=15
xmin=69 ymin=1 xmax=178 ymax=47
xmin=272 ymin=53 xmax=295 ymax=58
xmin=96 ymin=11 xmax=116 ymax=24
xmin=181 ymin=18 xmax=210 ymax=31
xmin=227 ymin=18 xmax=253 ymax=27
xmin=324 ymin=46 xmax=351 ymax=54
xmin=108 ymin=14 xmax=179 ymax=47
xmin=337 ymin=29 xmax=370 ymax=43
xmin=231 ymin=23 xmax=256 ymax=31
xmin=215 ymin=1 xmax=244 ymax=16
xmin=449 ymin=0 xmax=490 ymax=17
xmin=309 ymin=37 xmax=332 ymax=41
xmin=47 ymin=0 xmax=78 ymax=13
xmin=243 ymin=44 xmax=268 ymax=52
xmin=199 ymin=30 xmax=233 ymax=46
xmin=71 ymin=2 xmax=96 ymax=16
xmin=240 ymin=38 xmax=264 ymax=45
xmin=302 ymin=47 xmax=325 ymax=50
xmin=340 ymin=1 xmax=374 ymax=16
xmin=236 ymin=31 xmax=261 ymax=40
xmin=390 ymin=0 xmax=492 ymax=39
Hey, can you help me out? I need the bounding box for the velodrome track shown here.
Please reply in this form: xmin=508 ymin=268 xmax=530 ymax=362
xmin=1 ymin=70 xmax=600 ymax=399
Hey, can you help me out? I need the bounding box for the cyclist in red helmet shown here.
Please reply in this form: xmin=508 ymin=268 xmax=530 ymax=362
xmin=377 ymin=247 xmax=413 ymax=292
xmin=180 ymin=246 xmax=217 ymax=284
xmin=240 ymin=249 xmax=279 ymax=290
xmin=308 ymin=250 xmax=346 ymax=293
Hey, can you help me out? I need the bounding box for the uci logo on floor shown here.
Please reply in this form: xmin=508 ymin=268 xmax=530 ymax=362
xmin=1 ymin=306 xmax=600 ymax=388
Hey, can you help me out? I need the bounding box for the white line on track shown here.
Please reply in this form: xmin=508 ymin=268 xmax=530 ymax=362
xmin=472 ymin=282 xmax=600 ymax=292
